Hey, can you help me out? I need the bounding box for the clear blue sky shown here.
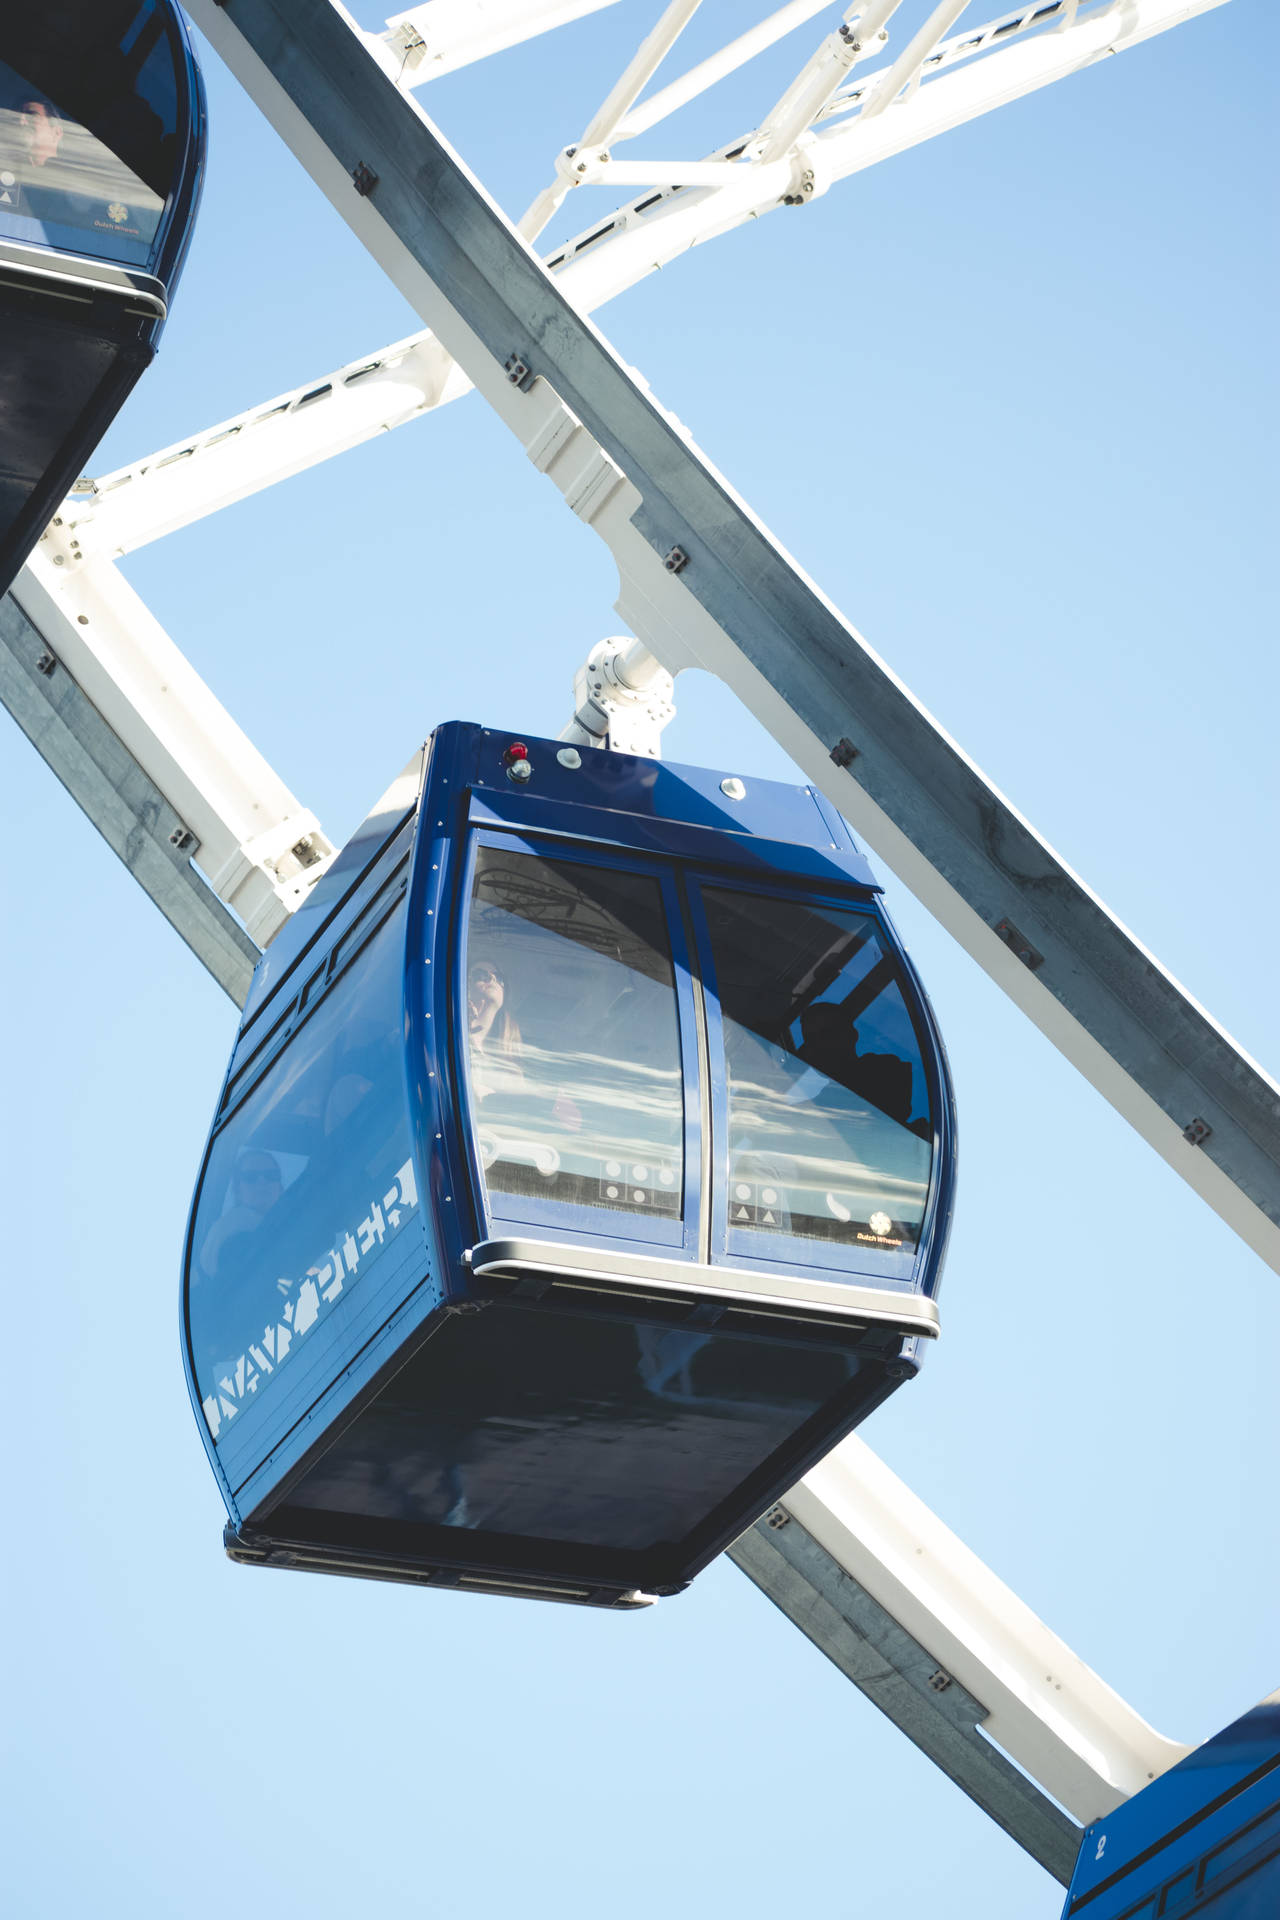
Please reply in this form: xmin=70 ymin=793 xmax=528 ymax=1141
xmin=4 ymin=4 xmax=1277 ymax=1916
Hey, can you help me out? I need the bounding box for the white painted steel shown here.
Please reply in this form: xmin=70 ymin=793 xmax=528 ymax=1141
xmin=11 ymin=544 xmax=335 ymax=946
xmin=852 ymin=0 xmax=973 ymax=121
xmin=783 ymin=1437 xmax=1191 ymax=1820
xmin=518 ymin=0 xmax=703 ymax=242
xmin=616 ymin=0 xmax=856 ymax=141
xmin=57 ymin=1 xmax=1226 ymax=552
xmin=753 ymin=15 xmax=878 ymax=165
xmin=65 ymin=333 xmax=463 ymax=558
xmin=550 ymin=0 xmax=1231 ymax=311
xmin=381 ymin=0 xmax=620 ymax=84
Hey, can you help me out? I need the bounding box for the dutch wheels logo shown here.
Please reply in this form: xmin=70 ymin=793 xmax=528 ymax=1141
xmin=868 ymin=1210 xmax=893 ymax=1238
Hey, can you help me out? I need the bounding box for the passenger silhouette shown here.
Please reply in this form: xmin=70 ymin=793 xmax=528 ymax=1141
xmin=797 ymin=1000 xmax=913 ymax=1127
xmin=198 ymin=1149 xmax=283 ymax=1280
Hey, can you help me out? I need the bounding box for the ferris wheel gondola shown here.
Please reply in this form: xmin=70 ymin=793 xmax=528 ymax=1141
xmin=0 ymin=0 xmax=205 ymax=596
xmin=182 ymin=721 xmax=956 ymax=1608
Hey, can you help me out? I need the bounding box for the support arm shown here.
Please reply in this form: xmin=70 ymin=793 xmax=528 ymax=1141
xmin=730 ymin=1437 xmax=1190 ymax=1883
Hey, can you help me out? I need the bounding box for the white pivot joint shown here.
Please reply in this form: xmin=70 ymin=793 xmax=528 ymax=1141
xmin=561 ymin=634 xmax=676 ymax=758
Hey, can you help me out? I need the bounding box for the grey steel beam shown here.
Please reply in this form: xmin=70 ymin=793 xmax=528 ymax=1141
xmin=0 ymin=592 xmax=258 ymax=1006
xmin=731 ymin=1511 xmax=1082 ymax=1885
xmin=184 ymin=0 xmax=1280 ymax=1273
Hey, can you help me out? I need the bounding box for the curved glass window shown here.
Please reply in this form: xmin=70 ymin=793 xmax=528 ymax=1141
xmin=188 ymin=906 xmax=414 ymax=1444
xmin=466 ymin=846 xmax=684 ymax=1222
xmin=703 ymin=888 xmax=933 ymax=1255
xmin=0 ymin=4 xmax=185 ymax=267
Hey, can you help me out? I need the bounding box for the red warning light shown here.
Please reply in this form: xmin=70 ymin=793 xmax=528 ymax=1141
xmin=502 ymin=741 xmax=529 ymax=766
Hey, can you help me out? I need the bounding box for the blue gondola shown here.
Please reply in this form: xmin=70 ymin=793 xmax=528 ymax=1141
xmin=1061 ymin=1697 xmax=1280 ymax=1919
xmin=0 ymin=1 xmax=206 ymax=595
xmin=183 ymin=723 xmax=957 ymax=1607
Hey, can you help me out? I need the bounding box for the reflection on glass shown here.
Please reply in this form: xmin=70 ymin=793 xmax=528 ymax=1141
xmin=0 ymin=45 xmax=169 ymax=265
xmin=704 ymin=889 xmax=932 ymax=1254
xmin=188 ymin=907 xmax=414 ymax=1442
xmin=466 ymin=849 xmax=684 ymax=1221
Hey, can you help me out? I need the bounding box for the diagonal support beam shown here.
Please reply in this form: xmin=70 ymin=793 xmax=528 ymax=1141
xmin=730 ymin=1516 xmax=1083 ymax=1883
xmin=730 ymin=1436 xmax=1190 ymax=1882
xmin=8 ymin=543 xmax=336 ymax=953
xmin=183 ymin=0 xmax=1280 ymax=1276
xmin=0 ymin=591 xmax=259 ymax=1004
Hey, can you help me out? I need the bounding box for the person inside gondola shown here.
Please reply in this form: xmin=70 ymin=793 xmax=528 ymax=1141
xmin=796 ymin=999 xmax=914 ymax=1129
xmin=0 ymin=60 xmax=161 ymax=258
xmin=198 ymin=1148 xmax=284 ymax=1279
xmin=467 ymin=956 xmax=525 ymax=1104
xmin=0 ymin=86 xmax=65 ymax=226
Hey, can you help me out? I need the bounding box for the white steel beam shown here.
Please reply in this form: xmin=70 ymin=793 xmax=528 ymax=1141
xmin=60 ymin=1 xmax=1227 ymax=551
xmin=545 ymin=0 xmax=1231 ymax=307
xmin=615 ymin=0 xmax=856 ymax=141
xmin=0 ymin=590 xmax=261 ymax=1004
xmin=730 ymin=1438 xmax=1191 ymax=1881
xmin=519 ymin=0 xmax=703 ymax=244
xmin=65 ymin=332 xmax=464 ymax=559
xmin=380 ymin=0 xmax=621 ymax=85
xmin=11 ymin=540 xmax=335 ymax=949
xmin=753 ymin=8 xmax=888 ymax=164
xmin=851 ymin=0 xmax=974 ymax=122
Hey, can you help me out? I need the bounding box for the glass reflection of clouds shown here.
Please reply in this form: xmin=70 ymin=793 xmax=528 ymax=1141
xmin=707 ymin=889 xmax=934 ymax=1253
xmin=0 ymin=81 xmax=164 ymax=264
xmin=467 ymin=849 xmax=685 ymax=1222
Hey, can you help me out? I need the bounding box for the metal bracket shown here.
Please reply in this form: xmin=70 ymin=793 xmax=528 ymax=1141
xmin=562 ymin=634 xmax=677 ymax=759
xmin=994 ymin=916 xmax=1045 ymax=971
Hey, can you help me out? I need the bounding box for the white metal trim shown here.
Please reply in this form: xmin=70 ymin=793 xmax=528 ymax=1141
xmin=469 ymin=1236 xmax=943 ymax=1333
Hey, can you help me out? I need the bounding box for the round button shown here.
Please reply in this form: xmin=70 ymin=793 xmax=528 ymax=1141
xmin=631 ymin=1164 xmax=649 ymax=1182
xmin=762 ymin=1187 xmax=778 ymax=1205
xmin=632 ymin=1189 xmax=647 ymax=1204
xmin=605 ymin=1160 xmax=622 ymax=1178
xmin=605 ymin=1184 xmax=619 ymax=1200
xmin=734 ymin=1182 xmax=751 ymax=1201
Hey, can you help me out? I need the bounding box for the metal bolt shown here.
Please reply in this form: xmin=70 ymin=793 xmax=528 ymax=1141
xmin=994 ymin=917 xmax=1044 ymax=972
